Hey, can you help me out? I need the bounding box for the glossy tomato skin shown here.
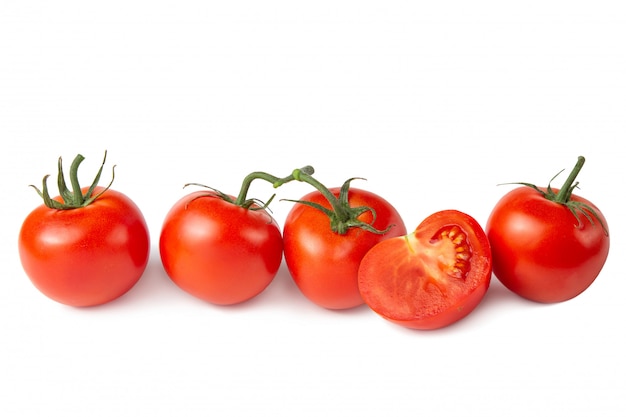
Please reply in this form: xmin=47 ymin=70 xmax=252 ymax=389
xmin=18 ymin=186 xmax=150 ymax=307
xmin=486 ymin=187 xmax=609 ymax=303
xmin=283 ymin=187 xmax=407 ymax=310
xmin=159 ymin=191 xmax=283 ymax=305
xmin=358 ymin=210 xmax=492 ymax=330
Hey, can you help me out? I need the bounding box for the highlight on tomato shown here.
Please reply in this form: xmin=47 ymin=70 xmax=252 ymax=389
xmin=282 ymin=173 xmax=407 ymax=310
xmin=18 ymin=151 xmax=150 ymax=307
xmin=357 ymin=210 xmax=492 ymax=330
xmin=159 ymin=166 xmax=314 ymax=306
xmin=486 ymin=156 xmax=610 ymax=303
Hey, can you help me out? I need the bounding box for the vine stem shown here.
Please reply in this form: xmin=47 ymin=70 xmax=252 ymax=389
xmin=233 ymin=166 xmax=315 ymax=207
xmin=285 ymin=169 xmax=391 ymax=235
xmin=289 ymin=170 xmax=352 ymax=221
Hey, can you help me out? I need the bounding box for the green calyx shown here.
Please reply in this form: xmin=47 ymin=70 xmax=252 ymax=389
xmin=286 ymin=170 xmax=392 ymax=236
xmin=185 ymin=165 xmax=316 ymax=210
xmin=509 ymin=156 xmax=608 ymax=235
xmin=30 ymin=151 xmax=115 ymax=210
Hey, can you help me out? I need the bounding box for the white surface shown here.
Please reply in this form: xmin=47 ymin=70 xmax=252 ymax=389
xmin=1 ymin=1 xmax=625 ymax=416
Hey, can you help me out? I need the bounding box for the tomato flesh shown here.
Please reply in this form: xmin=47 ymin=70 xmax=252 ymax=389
xmin=358 ymin=210 xmax=492 ymax=330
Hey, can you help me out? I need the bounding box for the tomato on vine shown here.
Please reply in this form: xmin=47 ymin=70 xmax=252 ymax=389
xmin=159 ymin=166 xmax=314 ymax=305
xmin=283 ymin=172 xmax=407 ymax=310
xmin=486 ymin=156 xmax=609 ymax=303
xmin=18 ymin=152 xmax=150 ymax=307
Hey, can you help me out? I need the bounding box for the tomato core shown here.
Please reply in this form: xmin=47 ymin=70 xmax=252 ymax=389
xmin=429 ymin=225 xmax=472 ymax=280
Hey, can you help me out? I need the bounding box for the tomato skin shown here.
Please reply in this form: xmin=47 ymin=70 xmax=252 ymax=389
xmin=159 ymin=191 xmax=283 ymax=305
xmin=358 ymin=210 xmax=492 ymax=330
xmin=486 ymin=187 xmax=610 ymax=303
xmin=283 ymin=187 xmax=407 ymax=310
xmin=18 ymin=186 xmax=150 ymax=307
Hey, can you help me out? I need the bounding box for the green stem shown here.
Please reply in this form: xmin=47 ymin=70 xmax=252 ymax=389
xmin=506 ymin=155 xmax=608 ymax=236
xmin=555 ymin=156 xmax=585 ymax=204
xmin=286 ymin=170 xmax=391 ymax=235
xmin=68 ymin=154 xmax=86 ymax=206
xmin=288 ymin=170 xmax=351 ymax=221
xmin=31 ymin=151 xmax=114 ymax=210
xmin=233 ymin=166 xmax=315 ymax=207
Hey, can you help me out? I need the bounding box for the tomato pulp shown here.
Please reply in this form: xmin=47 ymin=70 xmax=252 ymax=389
xmin=358 ymin=210 xmax=492 ymax=330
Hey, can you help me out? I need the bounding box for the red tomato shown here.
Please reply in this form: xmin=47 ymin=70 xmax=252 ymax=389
xmin=159 ymin=191 xmax=283 ymax=305
xmin=19 ymin=186 xmax=150 ymax=307
xmin=283 ymin=187 xmax=407 ymax=310
xmin=486 ymin=186 xmax=609 ymax=303
xmin=358 ymin=210 xmax=492 ymax=330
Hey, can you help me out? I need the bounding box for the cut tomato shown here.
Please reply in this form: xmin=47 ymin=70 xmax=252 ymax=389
xmin=358 ymin=210 xmax=492 ymax=330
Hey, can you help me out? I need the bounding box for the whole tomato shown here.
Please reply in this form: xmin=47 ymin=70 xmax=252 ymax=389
xmin=486 ymin=156 xmax=610 ymax=303
xmin=159 ymin=167 xmax=312 ymax=305
xmin=18 ymin=152 xmax=150 ymax=307
xmin=358 ymin=210 xmax=492 ymax=330
xmin=283 ymin=175 xmax=407 ymax=310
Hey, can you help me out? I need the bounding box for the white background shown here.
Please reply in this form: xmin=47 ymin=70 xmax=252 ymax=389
xmin=1 ymin=1 xmax=625 ymax=416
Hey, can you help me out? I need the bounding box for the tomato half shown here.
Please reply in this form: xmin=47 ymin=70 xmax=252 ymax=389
xmin=159 ymin=191 xmax=283 ymax=305
xmin=486 ymin=186 xmax=609 ymax=303
xmin=18 ymin=186 xmax=150 ymax=307
xmin=283 ymin=187 xmax=407 ymax=310
xmin=358 ymin=210 xmax=492 ymax=330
